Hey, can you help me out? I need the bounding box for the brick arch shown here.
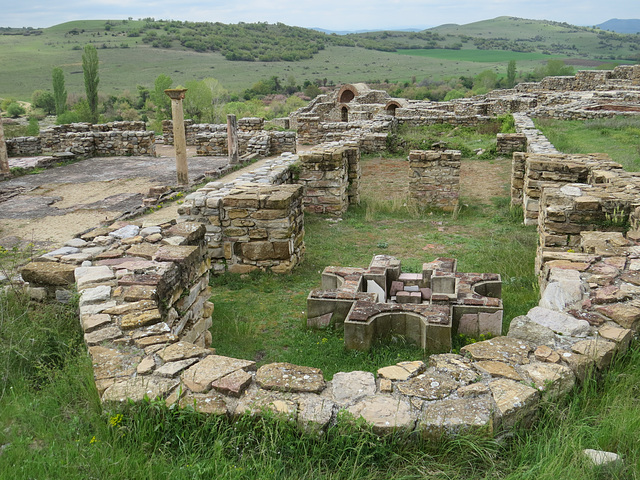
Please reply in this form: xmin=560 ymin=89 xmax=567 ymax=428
xmin=385 ymin=101 xmax=402 ymax=116
xmin=337 ymin=84 xmax=361 ymax=103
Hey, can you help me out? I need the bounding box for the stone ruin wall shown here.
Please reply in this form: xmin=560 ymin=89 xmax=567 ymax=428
xmin=177 ymin=154 xmax=304 ymax=275
xmin=162 ymin=118 xmax=265 ymax=146
xmin=408 ymin=150 xmax=461 ymax=212
xmin=7 ymin=121 xmax=154 ymax=158
xmin=297 ymin=143 xmax=361 ymax=216
xmin=8 ymin=66 xmax=640 ymax=441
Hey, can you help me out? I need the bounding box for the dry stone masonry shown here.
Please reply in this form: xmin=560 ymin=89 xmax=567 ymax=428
xmin=408 ymin=150 xmax=461 ymax=212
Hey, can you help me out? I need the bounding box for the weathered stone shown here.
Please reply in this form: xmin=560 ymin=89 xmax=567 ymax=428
xmin=474 ymin=361 xmax=522 ymax=381
xmin=534 ymin=345 xmax=561 ymax=363
xmin=79 ymin=285 xmax=111 ymax=306
xmin=520 ymin=362 xmax=575 ymax=400
xmin=125 ymin=243 xmax=159 ymax=260
xmin=297 ymin=396 xmax=335 ymax=434
xmin=89 ymin=345 xmax=141 ymax=380
xmin=583 ymin=449 xmax=622 ymax=468
xmin=256 ymin=362 xmax=325 ymax=393
xmin=539 ymin=279 xmax=585 ymax=311
xmin=428 ymin=354 xmax=479 ymax=383
xmin=571 ymin=339 xmax=617 ymax=370
xmin=395 ymin=369 xmax=459 ymax=400
xmin=594 ymin=303 xmax=640 ymax=330
xmin=137 ymin=356 xmax=156 ymax=375
xmin=82 ymin=313 xmax=112 ymax=333
xmin=598 ymin=325 xmax=633 ymax=354
xmin=178 ymin=392 xmax=228 ymax=415
xmin=526 ymin=306 xmax=591 ymax=337
xmin=346 ymin=395 xmax=415 ymax=434
xmin=103 ymin=300 xmax=157 ymax=315
xmin=461 ymin=336 xmax=533 ymax=365
xmin=84 ymin=325 xmax=122 ymax=346
xmin=211 ymin=369 xmax=253 ymax=397
xmin=457 ymin=383 xmax=489 ymax=397
xmin=156 ymin=358 xmax=200 ymax=377
xmin=75 ymin=265 xmax=115 ymax=289
xmin=182 ymin=355 xmax=255 ymax=393
xmin=157 ymin=341 xmax=211 ymax=363
xmin=120 ymin=308 xmax=162 ymax=330
xmin=109 ymin=225 xmax=140 ymax=239
xmin=234 ymin=387 xmax=297 ymax=418
xmin=418 ymin=395 xmax=493 ymax=440
xmin=330 ymin=371 xmax=376 ymax=405
xmin=377 ymin=361 xmax=424 ymax=381
xmin=102 ymin=375 xmax=179 ymax=402
xmin=489 ymin=378 xmax=539 ymax=429
xmin=592 ymin=285 xmax=630 ymax=305
xmin=558 ymin=350 xmax=594 ymax=382
xmin=21 ymin=262 xmax=77 ymax=286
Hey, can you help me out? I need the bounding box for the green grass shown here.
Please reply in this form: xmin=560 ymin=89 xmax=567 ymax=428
xmin=535 ymin=116 xmax=640 ymax=171
xmin=1 ymin=283 xmax=638 ymax=479
xmin=210 ymin=193 xmax=538 ymax=377
xmin=396 ymin=49 xmax=562 ymax=63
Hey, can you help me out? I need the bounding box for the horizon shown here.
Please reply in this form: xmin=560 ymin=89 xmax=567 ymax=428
xmin=1 ymin=1 xmax=637 ymax=31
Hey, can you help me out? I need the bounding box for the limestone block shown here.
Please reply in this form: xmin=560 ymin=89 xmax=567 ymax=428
xmin=157 ymin=341 xmax=211 ymax=363
xmin=211 ymin=369 xmax=253 ymax=397
xmin=418 ymin=395 xmax=494 ymax=440
xmin=256 ymin=362 xmax=325 ymax=393
xmin=428 ymin=353 xmax=479 ymax=383
xmin=120 ymin=308 xmax=162 ymax=330
xmin=598 ymin=325 xmax=633 ymax=354
xmin=489 ymin=378 xmax=539 ymax=430
xmin=21 ymin=261 xmax=77 ymax=286
xmin=330 ymin=371 xmax=376 ymax=406
xmin=558 ymin=350 xmax=594 ymax=382
xmin=474 ymin=361 xmax=522 ymax=381
xmin=346 ymin=395 xmax=414 ymax=435
xmin=297 ymin=395 xmax=335 ymax=434
xmin=526 ymin=306 xmax=591 ymax=337
xmin=102 ymin=376 xmax=179 ymax=403
xmin=571 ymin=339 xmax=617 ymax=370
xmin=594 ymin=303 xmax=640 ymax=330
xmin=460 ymin=336 xmax=533 ymax=365
xmin=534 ymin=345 xmax=561 ymax=363
xmin=182 ymin=355 xmax=256 ymax=393
xmin=520 ymin=362 xmax=575 ymax=400
xmin=156 ymin=358 xmax=200 ymax=378
xmin=395 ymin=369 xmax=459 ymax=400
xmin=507 ymin=315 xmax=556 ymax=347
xmin=75 ymin=265 xmax=115 ymax=289
xmin=84 ymin=325 xmax=123 ymax=346
xmin=178 ymin=392 xmax=228 ymax=415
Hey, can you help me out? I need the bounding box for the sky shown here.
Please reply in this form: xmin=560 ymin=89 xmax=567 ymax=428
xmin=1 ymin=0 xmax=638 ymax=31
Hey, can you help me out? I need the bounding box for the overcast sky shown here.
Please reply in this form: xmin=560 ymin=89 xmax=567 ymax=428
xmin=2 ymin=0 xmax=638 ymax=30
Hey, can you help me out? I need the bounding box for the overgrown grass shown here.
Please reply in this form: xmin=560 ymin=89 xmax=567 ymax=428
xmin=1 ymin=283 xmax=638 ymax=478
xmin=210 ymin=193 xmax=538 ymax=377
xmin=535 ymin=116 xmax=640 ymax=171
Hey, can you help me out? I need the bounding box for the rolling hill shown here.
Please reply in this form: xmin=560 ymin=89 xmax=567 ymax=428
xmin=596 ymin=19 xmax=640 ymax=34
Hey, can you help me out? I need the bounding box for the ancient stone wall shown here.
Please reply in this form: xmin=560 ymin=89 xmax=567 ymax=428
xmin=6 ymin=136 xmax=42 ymax=156
xmin=195 ymin=131 xmax=296 ymax=157
xmin=178 ymin=154 xmax=303 ymax=274
xmin=163 ymin=118 xmax=266 ymax=146
xmin=496 ymin=133 xmax=526 ymax=156
xmin=7 ymin=122 xmax=153 ymax=158
xmin=297 ymin=144 xmax=361 ymax=216
xmin=408 ymin=150 xmax=460 ymax=212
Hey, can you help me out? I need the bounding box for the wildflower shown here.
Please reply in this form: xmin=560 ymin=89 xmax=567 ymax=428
xmin=109 ymin=413 xmax=123 ymax=427
xmin=89 ymin=436 xmax=97 ymax=444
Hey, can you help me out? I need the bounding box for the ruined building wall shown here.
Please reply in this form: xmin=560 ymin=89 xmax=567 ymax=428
xmin=408 ymin=150 xmax=461 ymax=212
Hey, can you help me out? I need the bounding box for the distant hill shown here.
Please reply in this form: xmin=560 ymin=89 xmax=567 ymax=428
xmin=596 ymin=19 xmax=640 ymax=34
xmin=312 ymin=27 xmax=425 ymax=35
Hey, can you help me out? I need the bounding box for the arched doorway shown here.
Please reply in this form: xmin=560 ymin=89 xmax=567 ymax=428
xmin=341 ymin=106 xmax=349 ymax=122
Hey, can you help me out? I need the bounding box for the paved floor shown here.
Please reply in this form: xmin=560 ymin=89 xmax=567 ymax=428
xmin=0 ymin=147 xmax=229 ymax=249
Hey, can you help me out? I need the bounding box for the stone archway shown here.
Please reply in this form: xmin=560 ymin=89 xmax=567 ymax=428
xmin=341 ymin=106 xmax=349 ymax=122
xmin=385 ymin=101 xmax=401 ymax=116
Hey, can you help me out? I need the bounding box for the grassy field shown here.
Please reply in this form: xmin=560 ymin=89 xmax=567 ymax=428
xmin=1 ymin=116 xmax=639 ymax=479
xmin=535 ymin=116 xmax=640 ymax=171
xmin=0 ymin=17 xmax=636 ymax=101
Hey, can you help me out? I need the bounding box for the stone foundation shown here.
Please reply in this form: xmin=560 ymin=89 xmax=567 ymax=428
xmin=408 ymin=150 xmax=460 ymax=212
xmin=163 ymin=118 xmax=266 ymax=146
xmin=195 ymin=130 xmax=296 ymax=157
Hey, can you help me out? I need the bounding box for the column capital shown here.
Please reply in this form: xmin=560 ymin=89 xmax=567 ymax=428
xmin=164 ymin=88 xmax=187 ymax=100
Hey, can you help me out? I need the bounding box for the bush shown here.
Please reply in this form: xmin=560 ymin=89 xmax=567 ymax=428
xmin=25 ymin=116 xmax=39 ymax=136
xmin=6 ymin=102 xmax=26 ymax=118
xmin=56 ymin=110 xmax=80 ymax=124
xmin=32 ymin=90 xmax=56 ymax=115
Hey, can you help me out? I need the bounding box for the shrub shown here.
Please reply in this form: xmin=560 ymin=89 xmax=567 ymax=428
xmin=56 ymin=110 xmax=80 ymax=124
xmin=6 ymin=102 xmax=26 ymax=118
xmin=25 ymin=116 xmax=39 ymax=136
xmin=31 ymin=90 xmax=56 ymax=115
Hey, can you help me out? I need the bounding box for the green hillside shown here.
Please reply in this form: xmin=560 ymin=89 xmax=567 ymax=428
xmin=0 ymin=17 xmax=637 ymax=101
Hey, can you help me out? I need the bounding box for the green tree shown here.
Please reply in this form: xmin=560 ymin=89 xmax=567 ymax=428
xmin=31 ymin=90 xmax=56 ymax=115
xmin=82 ymin=45 xmax=100 ymax=123
xmin=473 ymin=70 xmax=498 ymax=94
xmin=150 ymin=74 xmax=173 ymax=119
xmin=507 ymin=60 xmax=517 ymax=88
xmin=52 ymin=67 xmax=68 ymax=115
xmin=6 ymin=102 xmax=25 ymax=118
xmin=183 ymin=78 xmax=228 ymax=123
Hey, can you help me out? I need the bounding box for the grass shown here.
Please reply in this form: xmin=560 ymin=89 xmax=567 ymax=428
xmin=0 ymin=282 xmax=638 ymax=479
xmin=396 ymin=49 xmax=563 ymax=63
xmin=535 ymin=116 xmax=640 ymax=171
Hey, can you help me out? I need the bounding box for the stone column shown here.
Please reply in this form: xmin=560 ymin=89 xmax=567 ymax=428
xmin=0 ymin=117 xmax=9 ymax=177
xmin=227 ymin=114 xmax=239 ymax=165
xmin=164 ymin=88 xmax=189 ymax=185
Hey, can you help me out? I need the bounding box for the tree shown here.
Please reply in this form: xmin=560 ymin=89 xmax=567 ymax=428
xmin=82 ymin=45 xmax=100 ymax=123
xmin=507 ymin=60 xmax=517 ymax=88
xmin=183 ymin=78 xmax=228 ymax=123
xmin=31 ymin=90 xmax=56 ymax=115
xmin=6 ymin=102 xmax=25 ymax=118
xmin=150 ymin=74 xmax=173 ymax=119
